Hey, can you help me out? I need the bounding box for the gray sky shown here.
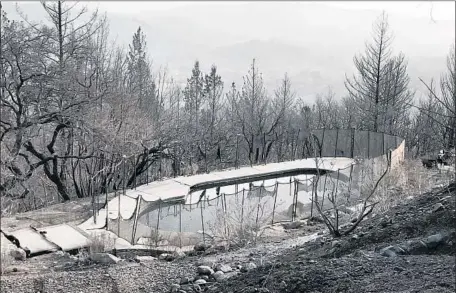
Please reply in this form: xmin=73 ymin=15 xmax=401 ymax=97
xmin=3 ymin=1 xmax=454 ymax=100
xmin=85 ymin=1 xmax=455 ymax=20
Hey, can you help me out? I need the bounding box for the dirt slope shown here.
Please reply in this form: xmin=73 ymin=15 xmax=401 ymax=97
xmin=209 ymin=183 xmax=456 ymax=293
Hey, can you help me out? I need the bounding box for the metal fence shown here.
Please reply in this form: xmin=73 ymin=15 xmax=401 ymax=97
xmin=104 ymin=129 xmax=404 ymax=248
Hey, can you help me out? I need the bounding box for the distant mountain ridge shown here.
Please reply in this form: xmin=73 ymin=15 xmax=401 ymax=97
xmin=2 ymin=2 xmax=453 ymax=100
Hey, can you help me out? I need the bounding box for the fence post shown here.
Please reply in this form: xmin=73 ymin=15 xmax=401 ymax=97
xmin=334 ymin=129 xmax=339 ymax=158
xmin=155 ymin=200 xmax=161 ymax=247
xmin=223 ymin=194 xmax=228 ymax=238
xmin=200 ymin=201 xmax=206 ymax=245
xmin=105 ymin=184 xmax=109 ymax=231
xmin=255 ymin=186 xmax=262 ymax=243
xmin=240 ymin=189 xmax=245 ymax=233
xmin=131 ymin=196 xmax=141 ymax=244
xmin=348 ymin=164 xmax=354 ymax=199
xmin=134 ymin=155 xmax=137 ymax=189
xmin=292 ymin=180 xmax=299 ymax=221
xmin=178 ymin=204 xmax=182 ymax=248
xmin=146 ymin=148 xmax=149 ymax=184
xmin=310 ymin=177 xmax=314 ymax=218
xmin=350 ymin=128 xmax=355 ymax=158
xmin=271 ymin=182 xmax=278 ymax=225
xmin=117 ymin=191 xmax=121 ymax=237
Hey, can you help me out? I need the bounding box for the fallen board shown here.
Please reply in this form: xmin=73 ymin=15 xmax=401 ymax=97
xmin=38 ymin=224 xmax=91 ymax=252
xmin=6 ymin=227 xmax=59 ymax=256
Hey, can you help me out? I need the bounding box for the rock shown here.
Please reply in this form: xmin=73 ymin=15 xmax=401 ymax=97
xmin=158 ymin=253 xmax=176 ymax=262
xmin=179 ymin=276 xmax=194 ymax=285
xmin=199 ymin=275 xmax=209 ymax=281
xmin=194 ymin=279 xmax=207 ymax=285
xmin=379 ymin=245 xmax=406 ymax=258
xmin=215 ymin=263 xmax=232 ymax=273
xmin=135 ymin=256 xmax=156 ymax=263
xmin=432 ymin=203 xmax=444 ymax=213
xmin=425 ymin=233 xmax=447 ymax=249
xmin=241 ymin=262 xmax=257 ymax=272
xmin=331 ymin=240 xmax=341 ymax=248
xmin=401 ymin=240 xmax=428 ymax=255
xmin=89 ymin=253 xmax=121 ymax=264
xmin=170 ymin=284 xmax=181 ymax=293
xmin=211 ymin=271 xmax=225 ymax=281
xmin=9 ymin=248 xmax=26 ymax=261
xmin=194 ymin=243 xmax=211 ymax=252
xmin=197 ymin=265 xmax=214 ymax=275
xmin=282 ymin=221 xmax=304 ymax=230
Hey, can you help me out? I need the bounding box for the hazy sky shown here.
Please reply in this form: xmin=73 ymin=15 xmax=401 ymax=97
xmin=85 ymin=1 xmax=455 ymax=20
xmin=3 ymin=1 xmax=454 ymax=100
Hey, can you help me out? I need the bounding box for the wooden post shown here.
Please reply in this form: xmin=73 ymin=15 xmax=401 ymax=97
xmin=155 ymin=200 xmax=162 ymax=247
xmin=271 ymin=182 xmax=278 ymax=224
xmin=133 ymin=155 xmax=137 ymax=189
xmin=240 ymin=189 xmax=245 ymax=232
xmin=200 ymin=200 xmax=206 ymax=245
xmin=179 ymin=204 xmax=182 ymax=248
xmin=131 ymin=196 xmax=141 ymax=244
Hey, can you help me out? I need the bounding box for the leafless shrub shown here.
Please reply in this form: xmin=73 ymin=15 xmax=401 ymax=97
xmin=207 ymin=193 xmax=274 ymax=249
xmin=87 ymin=232 xmax=116 ymax=253
xmin=311 ymin=152 xmax=391 ymax=237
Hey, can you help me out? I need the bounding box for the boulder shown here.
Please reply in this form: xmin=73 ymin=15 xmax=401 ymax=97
xmin=211 ymin=271 xmax=225 ymax=282
xmin=425 ymin=233 xmax=447 ymax=249
xmin=9 ymin=248 xmax=26 ymax=261
xmin=197 ymin=265 xmax=214 ymax=276
xmin=401 ymin=240 xmax=428 ymax=255
xmin=194 ymin=279 xmax=207 ymax=285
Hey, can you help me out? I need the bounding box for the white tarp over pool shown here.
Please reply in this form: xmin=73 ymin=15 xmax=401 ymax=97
xmin=80 ymin=157 xmax=354 ymax=231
